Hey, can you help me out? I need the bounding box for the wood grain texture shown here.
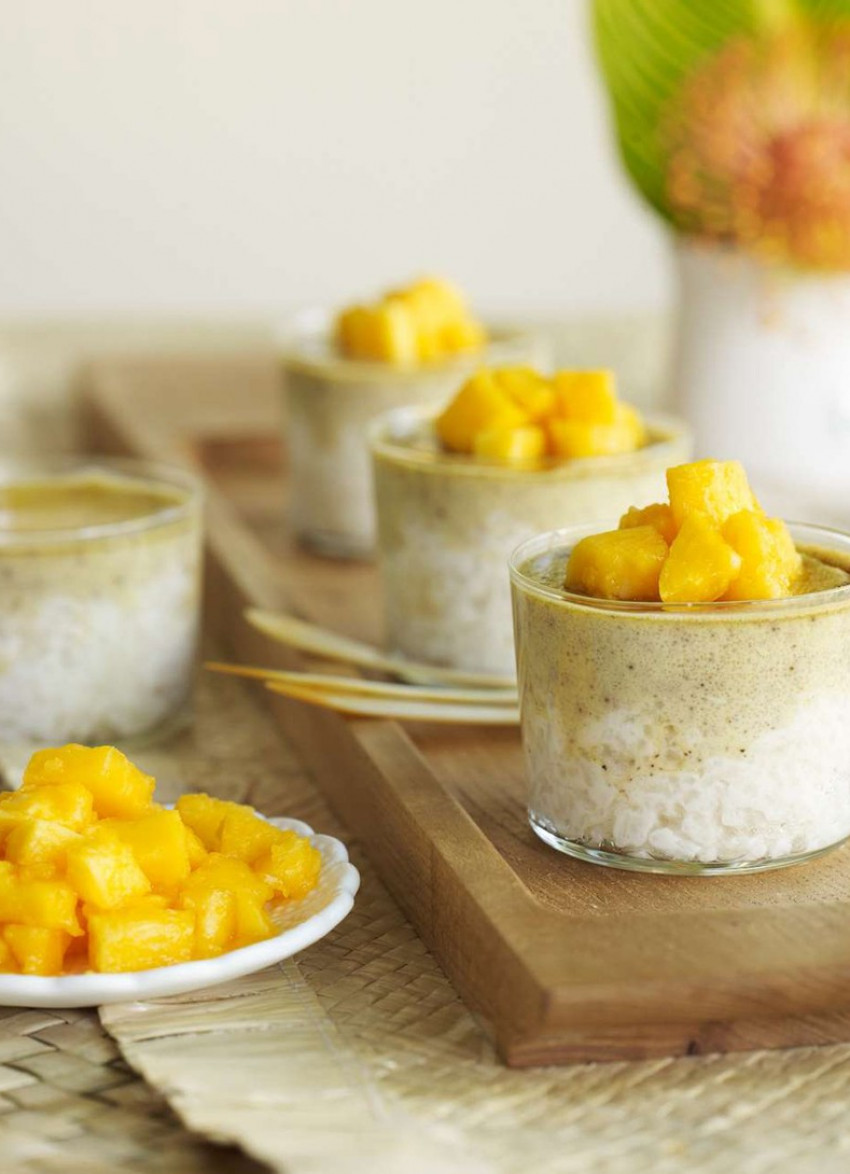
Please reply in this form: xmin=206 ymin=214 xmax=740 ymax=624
xmin=81 ymin=353 xmax=850 ymax=1067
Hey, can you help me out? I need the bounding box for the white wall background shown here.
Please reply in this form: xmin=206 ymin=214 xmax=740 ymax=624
xmin=0 ymin=0 xmax=671 ymax=320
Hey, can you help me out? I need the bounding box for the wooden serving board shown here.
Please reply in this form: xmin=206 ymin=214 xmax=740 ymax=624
xmin=82 ymin=353 xmax=850 ymax=1067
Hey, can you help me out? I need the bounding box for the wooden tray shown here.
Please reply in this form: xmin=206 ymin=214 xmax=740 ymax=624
xmin=82 ymin=353 xmax=850 ymax=1067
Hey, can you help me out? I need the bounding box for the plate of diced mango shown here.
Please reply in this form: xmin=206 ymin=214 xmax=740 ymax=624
xmin=0 ymin=745 xmax=359 ymax=1006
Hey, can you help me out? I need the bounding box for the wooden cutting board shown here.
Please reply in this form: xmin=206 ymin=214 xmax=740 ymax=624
xmin=81 ymin=353 xmax=850 ymax=1067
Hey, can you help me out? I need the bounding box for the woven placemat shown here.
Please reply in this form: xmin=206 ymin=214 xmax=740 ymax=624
xmin=91 ymin=667 xmax=850 ymax=1174
xmin=0 ymin=1004 xmax=262 ymax=1173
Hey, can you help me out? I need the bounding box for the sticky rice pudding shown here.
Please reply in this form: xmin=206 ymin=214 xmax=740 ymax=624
xmin=510 ymin=460 xmax=850 ymax=873
xmin=0 ymin=461 xmax=202 ymax=746
xmin=371 ymin=367 xmax=691 ymax=677
xmin=280 ymin=278 xmax=541 ymax=558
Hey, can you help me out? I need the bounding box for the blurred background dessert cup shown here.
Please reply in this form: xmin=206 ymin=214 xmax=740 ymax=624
xmin=0 ymin=458 xmax=203 ymax=753
xmin=510 ymin=521 xmax=850 ymax=875
xmin=279 ymin=297 xmax=543 ymax=559
xmin=370 ymin=403 xmax=691 ymax=677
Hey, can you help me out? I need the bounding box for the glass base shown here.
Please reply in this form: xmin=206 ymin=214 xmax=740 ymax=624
xmin=528 ymin=810 xmax=847 ymax=876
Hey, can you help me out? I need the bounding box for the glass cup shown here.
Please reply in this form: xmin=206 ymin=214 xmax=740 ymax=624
xmin=370 ymin=406 xmax=692 ymax=677
xmin=0 ymin=458 xmax=203 ymax=749
xmin=280 ymin=308 xmax=544 ymax=559
xmin=509 ymin=522 xmax=850 ymax=875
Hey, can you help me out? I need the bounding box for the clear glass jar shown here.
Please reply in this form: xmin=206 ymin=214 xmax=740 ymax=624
xmin=370 ymin=406 xmax=692 ymax=678
xmin=509 ymin=523 xmax=850 ymax=875
xmin=280 ymin=308 xmax=544 ymax=559
xmin=0 ymin=458 xmax=203 ymax=748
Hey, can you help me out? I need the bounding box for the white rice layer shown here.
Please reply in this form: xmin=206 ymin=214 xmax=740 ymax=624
xmin=526 ymin=691 xmax=850 ymax=864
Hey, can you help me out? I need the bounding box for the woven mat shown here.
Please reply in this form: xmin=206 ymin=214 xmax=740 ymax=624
xmin=86 ymin=668 xmax=850 ymax=1174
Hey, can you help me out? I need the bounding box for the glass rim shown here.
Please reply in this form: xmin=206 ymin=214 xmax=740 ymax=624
xmin=369 ymin=403 xmax=690 ymax=480
xmin=0 ymin=456 xmax=202 ymax=549
xmin=276 ymin=306 xmax=538 ymax=381
xmin=509 ymin=520 xmax=850 ymax=615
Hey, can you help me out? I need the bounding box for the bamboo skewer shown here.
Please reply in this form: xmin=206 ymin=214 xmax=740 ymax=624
xmin=264 ymin=680 xmax=520 ymax=725
xmin=245 ymin=608 xmax=515 ymax=690
xmin=206 ymin=661 xmax=518 ymax=706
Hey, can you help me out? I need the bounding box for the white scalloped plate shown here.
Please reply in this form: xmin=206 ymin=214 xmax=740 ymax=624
xmin=0 ymin=817 xmax=360 ymax=1008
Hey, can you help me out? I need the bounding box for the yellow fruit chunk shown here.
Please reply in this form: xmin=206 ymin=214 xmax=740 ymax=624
xmin=659 ymin=517 xmax=743 ymax=603
xmin=473 ymin=425 xmax=547 ymax=464
xmin=553 ymin=370 xmax=618 ymax=424
xmin=0 ymin=936 xmax=17 ymax=972
xmin=0 ymin=783 xmax=93 ymax=833
xmin=548 ymin=403 xmax=645 ymax=459
xmin=180 ymin=889 xmax=236 ymax=959
xmin=181 ymin=854 xmax=273 ymax=906
xmin=667 ymin=460 xmax=757 ymax=530
xmin=88 ymin=907 xmax=195 ymax=973
xmin=23 ymin=745 xmax=155 ymax=820
xmin=4 ymin=820 xmax=81 ymax=880
xmin=0 ymin=865 xmax=81 ymax=935
xmin=4 ymin=925 xmax=71 ymax=976
xmin=436 ymin=370 xmax=529 ymax=454
xmin=335 ymin=302 xmax=419 ymax=365
xmin=66 ymin=830 xmax=151 ymax=910
xmin=109 ymin=810 xmax=191 ymax=889
xmin=183 ymin=826 xmax=208 ymax=869
xmin=218 ymin=807 xmax=284 ymax=865
xmin=496 ymin=367 xmax=557 ymax=421
xmin=176 ymin=793 xmax=232 ymax=851
xmin=565 ymin=526 xmax=669 ymax=602
xmin=256 ymin=831 xmax=322 ymax=901
xmin=619 ymin=502 xmax=678 ymax=546
xmin=721 ymin=510 xmax=802 ymax=601
xmin=233 ymin=890 xmax=277 ymax=946
xmin=440 ymin=317 xmax=487 ymax=354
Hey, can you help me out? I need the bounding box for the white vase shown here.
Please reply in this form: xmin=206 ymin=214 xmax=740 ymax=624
xmin=671 ymin=241 xmax=850 ymax=515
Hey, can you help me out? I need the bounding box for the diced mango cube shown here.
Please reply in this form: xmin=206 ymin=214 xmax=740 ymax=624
xmin=565 ymin=526 xmax=669 ymax=602
xmin=619 ymin=502 xmax=678 ymax=546
xmin=256 ymin=832 xmax=323 ymax=901
xmin=0 ymin=783 xmax=93 ymax=833
xmin=667 ymin=460 xmax=757 ymax=530
xmin=0 ymin=865 xmax=81 ymax=934
xmin=659 ymin=517 xmax=743 ymax=603
xmin=548 ymin=403 xmax=645 ymax=459
xmin=0 ymin=936 xmax=17 ymax=972
xmin=180 ymin=889 xmax=236 ymax=959
xmin=336 ymin=302 xmax=419 ymax=365
xmin=218 ymin=807 xmax=284 ymax=865
xmin=66 ymin=830 xmax=151 ymax=910
xmin=4 ymin=820 xmax=81 ymax=880
xmin=496 ymin=368 xmax=557 ymax=421
xmin=88 ymin=907 xmax=195 ymax=973
xmin=440 ymin=317 xmax=487 ymax=354
xmin=180 ymin=854 xmax=273 ymax=906
xmin=553 ymin=370 xmax=618 ymax=424
xmin=23 ymin=745 xmax=155 ymax=820
xmin=721 ymin=510 xmax=802 ymax=600
xmin=176 ymin=793 xmax=232 ymax=851
xmin=183 ymin=826 xmax=208 ymax=868
xmin=435 ymin=370 xmax=529 ymax=454
xmin=4 ymin=925 xmax=71 ymax=976
xmin=109 ymin=810 xmax=191 ymax=889
xmin=233 ymin=890 xmax=277 ymax=946
xmin=473 ymin=425 xmax=547 ymax=464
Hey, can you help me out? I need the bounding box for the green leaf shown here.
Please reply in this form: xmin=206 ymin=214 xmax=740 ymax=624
xmin=590 ymin=0 xmax=850 ymax=218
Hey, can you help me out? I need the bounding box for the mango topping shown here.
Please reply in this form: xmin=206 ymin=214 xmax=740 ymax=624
xmin=0 ymin=745 xmax=322 ymax=976
xmin=565 ymin=459 xmax=802 ymax=604
xmin=335 ymin=277 xmax=485 ymax=364
xmin=565 ymin=526 xmax=669 ymax=601
xmin=435 ymin=366 xmax=646 ymax=465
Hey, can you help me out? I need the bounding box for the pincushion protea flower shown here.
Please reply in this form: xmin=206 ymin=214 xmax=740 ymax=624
xmin=594 ymin=0 xmax=850 ymax=271
xmin=666 ymin=28 xmax=850 ymax=269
